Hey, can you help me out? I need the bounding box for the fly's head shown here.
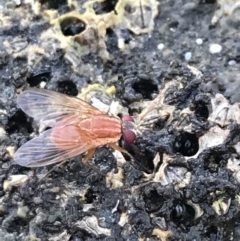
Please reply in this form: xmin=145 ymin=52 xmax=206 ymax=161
xmin=121 ymin=115 xmax=137 ymax=145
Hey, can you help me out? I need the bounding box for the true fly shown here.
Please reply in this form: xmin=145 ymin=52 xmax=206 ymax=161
xmin=14 ymin=88 xmax=136 ymax=167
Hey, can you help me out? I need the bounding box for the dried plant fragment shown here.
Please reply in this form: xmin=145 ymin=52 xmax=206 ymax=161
xmin=136 ymin=81 xmax=177 ymax=132
xmin=212 ymin=0 xmax=240 ymax=24
xmin=49 ymin=231 xmax=71 ymax=241
xmin=53 ymin=11 xmax=114 ymax=61
xmin=186 ymin=200 xmax=204 ymax=219
xmin=3 ymin=175 xmax=28 ymax=191
xmin=153 ymin=154 xmax=191 ymax=189
xmin=78 ymin=83 xmax=128 ymax=116
xmin=143 ymin=153 xmax=191 ymax=190
xmin=85 ymin=0 xmax=160 ymax=34
xmin=208 ymin=94 xmax=240 ymax=127
xmin=118 ymin=0 xmax=160 ymax=35
xmin=152 ymin=228 xmax=172 ymax=241
xmin=189 ymin=126 xmax=230 ymax=159
xmin=75 ymin=216 xmax=111 ymax=236
xmin=227 ymin=157 xmax=240 ymax=183
xmin=106 ymin=169 xmax=124 ymax=189
xmin=212 ymin=198 xmax=231 ymax=215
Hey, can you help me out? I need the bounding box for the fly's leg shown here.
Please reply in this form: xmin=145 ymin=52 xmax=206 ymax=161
xmin=83 ymin=148 xmax=96 ymax=163
xmin=83 ymin=148 xmax=105 ymax=175
xmin=83 ymin=148 xmax=123 ymax=183
xmin=109 ymin=143 xmax=150 ymax=173
xmin=109 ymin=143 xmax=135 ymax=160
xmin=37 ymin=159 xmax=69 ymax=184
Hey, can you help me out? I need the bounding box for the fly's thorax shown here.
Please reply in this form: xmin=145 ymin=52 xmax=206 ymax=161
xmin=80 ymin=114 xmax=122 ymax=139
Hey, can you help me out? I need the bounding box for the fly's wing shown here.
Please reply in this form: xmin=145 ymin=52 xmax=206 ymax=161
xmin=14 ymin=118 xmax=92 ymax=167
xmin=17 ymin=88 xmax=101 ymax=127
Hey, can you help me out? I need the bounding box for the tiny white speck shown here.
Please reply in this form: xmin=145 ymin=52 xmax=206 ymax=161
xmin=118 ymin=39 xmax=125 ymax=50
xmin=185 ymin=52 xmax=192 ymax=61
xmin=196 ymin=38 xmax=203 ymax=45
xmin=40 ymin=81 xmax=46 ymax=88
xmin=111 ymin=200 xmax=120 ymax=213
xmin=228 ymin=60 xmax=236 ymax=66
xmin=14 ymin=0 xmax=21 ymax=4
xmin=14 ymin=0 xmax=34 ymax=5
xmin=157 ymin=43 xmax=164 ymax=50
xmin=209 ymin=44 xmax=222 ymax=54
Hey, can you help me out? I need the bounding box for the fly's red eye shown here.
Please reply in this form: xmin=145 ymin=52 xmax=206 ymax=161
xmin=122 ymin=115 xmax=134 ymax=122
xmin=123 ymin=130 xmax=136 ymax=145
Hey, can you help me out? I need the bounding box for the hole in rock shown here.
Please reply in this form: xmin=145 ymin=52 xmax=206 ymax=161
xmin=206 ymin=225 xmax=218 ymax=240
xmin=106 ymin=28 xmax=119 ymax=53
xmin=143 ymin=189 xmax=164 ymax=213
xmin=60 ymin=17 xmax=86 ymax=36
xmin=27 ymin=71 xmax=51 ymax=87
xmin=85 ymin=188 xmax=97 ymax=204
xmin=132 ymin=78 xmax=158 ymax=99
xmin=175 ymin=132 xmax=199 ymax=157
xmin=7 ymin=110 xmax=33 ymax=134
xmin=40 ymin=0 xmax=68 ymax=10
xmin=57 ymin=80 xmax=78 ymax=96
xmin=171 ymin=200 xmax=195 ymax=227
xmin=93 ymin=0 xmax=119 ymax=14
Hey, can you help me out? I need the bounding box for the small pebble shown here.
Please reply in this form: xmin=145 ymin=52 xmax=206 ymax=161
xmin=228 ymin=60 xmax=236 ymax=66
xmin=196 ymin=38 xmax=203 ymax=45
xmin=209 ymin=44 xmax=222 ymax=54
xmin=185 ymin=52 xmax=192 ymax=61
xmin=157 ymin=43 xmax=164 ymax=50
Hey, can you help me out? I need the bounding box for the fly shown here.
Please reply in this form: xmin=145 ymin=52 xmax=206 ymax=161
xmin=14 ymin=88 xmax=136 ymax=167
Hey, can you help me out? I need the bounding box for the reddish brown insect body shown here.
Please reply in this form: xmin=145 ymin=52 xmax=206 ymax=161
xmin=14 ymin=88 xmax=136 ymax=167
xmin=51 ymin=114 xmax=122 ymax=150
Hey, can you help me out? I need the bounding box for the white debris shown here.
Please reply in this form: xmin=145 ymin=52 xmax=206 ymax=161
xmin=111 ymin=200 xmax=120 ymax=213
xmin=75 ymin=216 xmax=111 ymax=236
xmin=212 ymin=198 xmax=231 ymax=215
xmin=5 ymin=146 xmax=15 ymax=158
xmin=3 ymin=175 xmax=28 ymax=191
xmin=209 ymin=44 xmax=222 ymax=54
xmin=49 ymin=231 xmax=71 ymax=241
xmin=184 ymin=52 xmax=192 ymax=61
xmin=228 ymin=60 xmax=236 ymax=66
xmin=0 ymin=127 xmax=7 ymax=141
xmin=188 ymin=126 xmax=230 ymax=159
xmin=212 ymin=0 xmax=240 ymax=24
xmin=208 ymin=94 xmax=240 ymax=127
xmin=40 ymin=81 xmax=47 ymax=88
xmin=227 ymin=157 xmax=240 ymax=183
xmin=17 ymin=202 xmax=29 ymax=218
xmin=196 ymin=38 xmax=203 ymax=45
xmin=157 ymin=43 xmax=165 ymax=50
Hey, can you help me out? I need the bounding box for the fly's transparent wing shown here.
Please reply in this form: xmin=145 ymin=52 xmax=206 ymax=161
xmin=17 ymin=88 xmax=101 ymax=127
xmin=14 ymin=123 xmax=91 ymax=167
